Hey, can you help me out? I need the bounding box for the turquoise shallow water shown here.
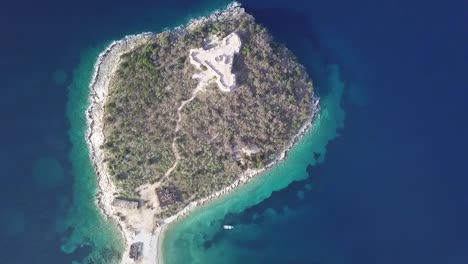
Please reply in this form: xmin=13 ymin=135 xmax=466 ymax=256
xmin=60 ymin=44 xmax=124 ymax=264
xmin=2 ymin=0 xmax=467 ymax=263
xmin=162 ymin=63 xmax=346 ymax=263
xmin=59 ymin=3 xmax=347 ymax=263
xmin=59 ymin=2 xmax=234 ymax=263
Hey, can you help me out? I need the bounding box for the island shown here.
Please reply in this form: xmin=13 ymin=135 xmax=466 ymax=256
xmin=87 ymin=3 xmax=319 ymax=263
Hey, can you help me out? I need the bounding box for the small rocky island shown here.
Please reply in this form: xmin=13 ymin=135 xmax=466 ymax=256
xmin=87 ymin=3 xmax=319 ymax=263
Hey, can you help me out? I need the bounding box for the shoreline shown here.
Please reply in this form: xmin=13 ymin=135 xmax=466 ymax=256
xmin=158 ymin=97 xmax=319 ymax=261
xmin=85 ymin=2 xmax=320 ymax=264
xmin=162 ymin=97 xmax=320 ymax=225
xmin=86 ymin=32 xmax=156 ymax=263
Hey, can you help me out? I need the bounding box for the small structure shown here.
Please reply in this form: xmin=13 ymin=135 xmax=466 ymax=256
xmin=129 ymin=242 xmax=144 ymax=261
xmin=241 ymin=144 xmax=260 ymax=156
xmin=156 ymin=187 xmax=182 ymax=207
xmin=155 ymin=219 xmax=165 ymax=228
xmin=112 ymin=198 xmax=140 ymax=209
xmin=231 ymin=144 xmax=242 ymax=162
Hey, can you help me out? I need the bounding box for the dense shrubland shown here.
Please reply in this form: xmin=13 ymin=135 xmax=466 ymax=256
xmin=102 ymin=11 xmax=313 ymax=211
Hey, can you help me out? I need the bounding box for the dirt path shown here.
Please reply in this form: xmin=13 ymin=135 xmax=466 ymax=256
xmin=161 ymin=32 xmax=241 ymax=179
xmin=163 ymin=84 xmax=205 ymax=179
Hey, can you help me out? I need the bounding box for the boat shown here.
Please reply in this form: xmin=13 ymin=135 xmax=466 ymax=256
xmin=223 ymin=225 xmax=234 ymax=230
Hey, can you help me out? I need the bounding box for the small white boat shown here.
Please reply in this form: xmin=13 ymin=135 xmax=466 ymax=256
xmin=223 ymin=225 xmax=234 ymax=230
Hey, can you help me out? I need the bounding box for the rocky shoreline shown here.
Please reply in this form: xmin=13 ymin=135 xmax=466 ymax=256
xmin=86 ymin=32 xmax=155 ymax=262
xmin=162 ymin=97 xmax=320 ymax=224
xmin=86 ymin=2 xmax=250 ymax=264
xmin=85 ymin=2 xmax=320 ymax=263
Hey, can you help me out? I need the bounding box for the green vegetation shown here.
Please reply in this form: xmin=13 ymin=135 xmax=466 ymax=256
xmin=102 ymin=11 xmax=314 ymax=213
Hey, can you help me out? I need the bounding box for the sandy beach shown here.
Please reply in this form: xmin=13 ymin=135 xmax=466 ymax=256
xmin=85 ymin=2 xmax=320 ymax=264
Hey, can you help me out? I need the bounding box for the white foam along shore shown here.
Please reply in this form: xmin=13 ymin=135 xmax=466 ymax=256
xmin=85 ymin=2 xmax=319 ymax=263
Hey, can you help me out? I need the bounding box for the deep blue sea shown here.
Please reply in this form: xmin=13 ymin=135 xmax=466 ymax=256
xmin=0 ymin=0 xmax=467 ymax=263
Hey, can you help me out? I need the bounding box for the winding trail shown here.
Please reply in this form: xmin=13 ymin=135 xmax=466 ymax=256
xmin=162 ymin=32 xmax=240 ymax=180
xmin=131 ymin=34 xmax=242 ymax=260
xmin=162 ymin=83 xmax=205 ymax=179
